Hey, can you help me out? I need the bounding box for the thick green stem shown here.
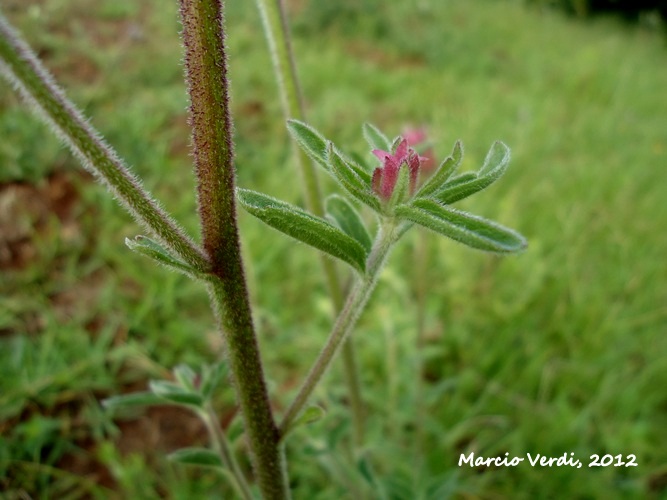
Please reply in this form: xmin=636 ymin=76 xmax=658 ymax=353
xmin=179 ymin=2 xmax=288 ymax=498
xmin=279 ymin=221 xmax=399 ymax=436
xmin=255 ymin=0 xmax=365 ymax=444
xmin=0 ymin=12 xmax=208 ymax=272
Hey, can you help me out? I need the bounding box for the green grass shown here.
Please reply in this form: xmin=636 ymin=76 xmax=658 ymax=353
xmin=1 ymin=0 xmax=666 ymax=497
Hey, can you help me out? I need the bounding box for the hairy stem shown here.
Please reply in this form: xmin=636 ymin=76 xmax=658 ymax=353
xmin=255 ymin=0 xmax=365 ymax=444
xmin=279 ymin=221 xmax=399 ymax=436
xmin=179 ymin=1 xmax=288 ymax=498
xmin=0 ymin=12 xmax=208 ymax=271
xmin=201 ymin=404 xmax=253 ymax=500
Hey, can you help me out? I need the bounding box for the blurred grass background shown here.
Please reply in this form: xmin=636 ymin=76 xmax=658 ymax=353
xmin=1 ymin=0 xmax=666 ymax=498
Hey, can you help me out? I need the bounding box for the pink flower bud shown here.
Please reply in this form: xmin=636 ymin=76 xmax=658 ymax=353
xmin=371 ymin=138 xmax=422 ymax=201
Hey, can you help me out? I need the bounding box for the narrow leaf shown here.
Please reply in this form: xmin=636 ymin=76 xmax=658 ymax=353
xmin=125 ymin=235 xmax=208 ymax=280
xmin=283 ymin=405 xmax=326 ymax=436
xmin=168 ymin=447 xmax=223 ymax=468
xmin=325 ymin=195 xmax=372 ymax=252
xmin=149 ymin=380 xmax=205 ymax=407
xmin=388 ymin=163 xmax=410 ymax=208
xmin=417 ymin=140 xmax=463 ymax=198
xmin=443 ymin=172 xmax=477 ymax=188
xmin=328 ymin=144 xmax=381 ymax=212
xmin=102 ymin=392 xmax=167 ymax=411
xmin=237 ymin=188 xmax=367 ymax=273
xmin=479 ymin=140 xmax=510 ymax=176
xmin=396 ymin=199 xmax=527 ymax=253
xmin=173 ymin=364 xmax=197 ymax=392
xmin=436 ymin=141 xmax=510 ymax=205
xmin=200 ymin=361 xmax=229 ymax=400
xmin=286 ymin=119 xmax=329 ymax=171
xmin=362 ymin=122 xmax=391 ymax=152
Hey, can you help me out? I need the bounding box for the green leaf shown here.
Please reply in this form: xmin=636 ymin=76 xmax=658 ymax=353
xmin=102 ymin=392 xmax=167 ymax=411
xmin=168 ymin=447 xmax=223 ymax=468
xmin=237 ymin=188 xmax=368 ymax=273
xmin=200 ymin=361 xmax=229 ymax=400
xmin=125 ymin=236 xmax=208 ymax=280
xmin=149 ymin=380 xmax=205 ymax=407
xmin=286 ymin=119 xmax=329 ymax=171
xmin=325 ymin=195 xmax=372 ymax=252
xmin=390 ymin=136 xmax=402 ymax=152
xmin=362 ymin=122 xmax=391 ymax=152
xmin=436 ymin=141 xmax=510 ymax=205
xmin=283 ymin=405 xmax=326 ymax=436
xmin=388 ymin=162 xmax=410 ymax=208
xmin=443 ymin=171 xmax=477 ymax=188
xmin=328 ymin=144 xmax=381 ymax=212
xmin=173 ymin=364 xmax=197 ymax=392
xmin=416 ymin=140 xmax=463 ymax=198
xmin=396 ymin=198 xmax=527 ymax=254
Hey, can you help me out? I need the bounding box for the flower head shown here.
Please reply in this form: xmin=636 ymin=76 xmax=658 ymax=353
xmin=403 ymin=126 xmax=436 ymax=172
xmin=371 ymin=138 xmax=427 ymax=201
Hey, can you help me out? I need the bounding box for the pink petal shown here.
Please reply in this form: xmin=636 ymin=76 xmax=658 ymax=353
xmin=394 ymin=139 xmax=409 ymax=163
xmin=372 ymin=168 xmax=384 ymax=197
xmin=372 ymin=149 xmax=391 ymax=162
xmin=403 ymin=127 xmax=427 ymax=146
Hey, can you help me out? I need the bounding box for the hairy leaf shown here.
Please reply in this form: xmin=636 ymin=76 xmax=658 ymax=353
xmin=102 ymin=392 xmax=167 ymax=411
xmin=125 ymin=235 xmax=208 ymax=280
xmin=200 ymin=361 xmax=229 ymax=400
xmin=149 ymin=380 xmax=205 ymax=407
xmin=168 ymin=447 xmax=223 ymax=468
xmin=396 ymin=198 xmax=527 ymax=253
xmin=362 ymin=122 xmax=391 ymax=152
xmin=237 ymin=188 xmax=368 ymax=273
xmin=417 ymin=140 xmax=463 ymax=198
xmin=328 ymin=144 xmax=381 ymax=212
xmin=436 ymin=141 xmax=510 ymax=205
xmin=173 ymin=364 xmax=197 ymax=392
xmin=325 ymin=195 xmax=372 ymax=252
xmin=286 ymin=119 xmax=329 ymax=171
xmin=388 ymin=162 xmax=411 ymax=208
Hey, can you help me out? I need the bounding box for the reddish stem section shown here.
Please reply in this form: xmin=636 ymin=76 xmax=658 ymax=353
xmin=179 ymin=1 xmax=288 ymax=498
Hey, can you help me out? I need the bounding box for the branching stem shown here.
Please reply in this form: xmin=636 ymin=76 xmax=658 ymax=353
xmin=255 ymin=0 xmax=365 ymax=445
xmin=279 ymin=220 xmax=400 ymax=437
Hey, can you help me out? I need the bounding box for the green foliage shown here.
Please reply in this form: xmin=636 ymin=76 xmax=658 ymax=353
xmin=435 ymin=141 xmax=511 ymax=204
xmin=286 ymin=119 xmax=330 ymax=171
xmin=362 ymin=122 xmax=392 ymax=152
xmin=325 ymin=194 xmax=373 ymax=252
xmin=168 ymin=447 xmax=224 ymax=468
xmin=237 ymin=187 xmax=368 ymax=273
xmin=396 ymin=199 xmax=528 ymax=254
xmin=125 ymin=235 xmax=208 ymax=281
xmin=417 ymin=140 xmax=463 ymax=198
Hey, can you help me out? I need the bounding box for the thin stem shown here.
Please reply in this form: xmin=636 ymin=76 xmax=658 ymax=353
xmin=279 ymin=221 xmax=399 ymax=437
xmin=0 ymin=12 xmax=208 ymax=272
xmin=255 ymin=0 xmax=366 ymax=444
xmin=412 ymin=231 xmax=430 ymax=473
xmin=179 ymin=2 xmax=288 ymax=498
xmin=200 ymin=404 xmax=253 ymax=500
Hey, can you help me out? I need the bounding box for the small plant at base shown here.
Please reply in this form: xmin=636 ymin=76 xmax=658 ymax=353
xmin=239 ymin=120 xmax=527 ymax=436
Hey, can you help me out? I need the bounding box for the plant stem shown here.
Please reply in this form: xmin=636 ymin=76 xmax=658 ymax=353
xmin=279 ymin=221 xmax=399 ymax=437
xmin=255 ymin=0 xmax=365 ymax=445
xmin=0 ymin=12 xmax=208 ymax=272
xmin=201 ymin=404 xmax=253 ymax=500
xmin=179 ymin=1 xmax=288 ymax=498
xmin=412 ymin=231 xmax=430 ymax=473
